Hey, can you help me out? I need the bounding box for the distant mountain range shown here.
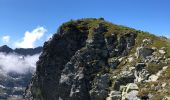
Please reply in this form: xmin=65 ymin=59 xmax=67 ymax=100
xmin=0 ymin=45 xmax=42 ymax=99
xmin=0 ymin=45 xmax=42 ymax=55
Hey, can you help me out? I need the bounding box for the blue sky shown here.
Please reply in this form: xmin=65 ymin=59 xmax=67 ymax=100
xmin=0 ymin=0 xmax=170 ymax=48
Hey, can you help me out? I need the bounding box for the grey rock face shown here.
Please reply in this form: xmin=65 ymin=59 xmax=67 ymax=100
xmin=89 ymin=74 xmax=110 ymax=100
xmin=116 ymin=33 xmax=136 ymax=57
xmin=25 ymin=24 xmax=88 ymax=100
xmin=58 ymin=24 xmax=109 ymax=100
xmin=105 ymin=32 xmax=136 ymax=57
xmin=25 ymin=21 xmax=137 ymax=100
xmin=105 ymin=33 xmax=118 ymax=57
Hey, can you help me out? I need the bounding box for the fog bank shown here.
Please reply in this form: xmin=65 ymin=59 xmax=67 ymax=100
xmin=0 ymin=52 xmax=40 ymax=74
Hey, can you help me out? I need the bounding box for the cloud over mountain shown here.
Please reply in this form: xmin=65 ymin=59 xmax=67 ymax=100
xmin=0 ymin=52 xmax=40 ymax=74
xmin=15 ymin=27 xmax=47 ymax=48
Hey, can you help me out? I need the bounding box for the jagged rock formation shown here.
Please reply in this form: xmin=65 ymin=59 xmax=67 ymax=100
xmin=25 ymin=18 xmax=170 ymax=100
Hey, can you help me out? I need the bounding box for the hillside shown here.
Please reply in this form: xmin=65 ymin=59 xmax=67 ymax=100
xmin=25 ymin=18 xmax=170 ymax=100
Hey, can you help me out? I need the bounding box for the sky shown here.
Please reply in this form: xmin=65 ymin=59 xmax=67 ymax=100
xmin=0 ymin=0 xmax=170 ymax=48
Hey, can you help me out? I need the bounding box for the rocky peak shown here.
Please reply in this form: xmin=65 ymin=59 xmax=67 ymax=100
xmin=0 ymin=45 xmax=13 ymax=53
xmin=25 ymin=18 xmax=170 ymax=100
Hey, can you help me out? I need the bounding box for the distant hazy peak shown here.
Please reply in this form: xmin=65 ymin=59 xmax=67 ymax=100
xmin=0 ymin=45 xmax=13 ymax=53
xmin=0 ymin=45 xmax=42 ymax=55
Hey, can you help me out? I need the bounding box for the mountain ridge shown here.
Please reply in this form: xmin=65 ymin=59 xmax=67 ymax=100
xmin=25 ymin=18 xmax=170 ymax=100
xmin=0 ymin=45 xmax=43 ymax=55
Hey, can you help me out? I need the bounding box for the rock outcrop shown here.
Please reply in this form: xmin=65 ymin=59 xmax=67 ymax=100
xmin=25 ymin=18 xmax=170 ymax=100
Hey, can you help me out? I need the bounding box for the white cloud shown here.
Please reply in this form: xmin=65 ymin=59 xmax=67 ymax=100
xmin=15 ymin=27 xmax=47 ymax=48
xmin=2 ymin=35 xmax=10 ymax=43
xmin=0 ymin=53 xmax=40 ymax=74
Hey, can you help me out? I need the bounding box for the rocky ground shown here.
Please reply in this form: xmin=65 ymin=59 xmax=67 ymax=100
xmin=24 ymin=18 xmax=170 ymax=100
xmin=0 ymin=70 xmax=33 ymax=100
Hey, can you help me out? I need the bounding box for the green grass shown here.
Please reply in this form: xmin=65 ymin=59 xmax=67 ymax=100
xmin=58 ymin=18 xmax=139 ymax=41
xmin=59 ymin=18 xmax=170 ymax=51
xmin=146 ymin=62 xmax=164 ymax=74
xmin=165 ymin=66 xmax=170 ymax=78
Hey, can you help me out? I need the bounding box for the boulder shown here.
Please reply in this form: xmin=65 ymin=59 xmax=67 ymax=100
xmin=142 ymin=39 xmax=152 ymax=45
xmin=135 ymin=63 xmax=146 ymax=71
xmin=134 ymin=68 xmax=150 ymax=82
xmin=148 ymin=75 xmax=158 ymax=82
xmin=125 ymin=90 xmax=140 ymax=100
xmin=127 ymin=83 xmax=139 ymax=90
xmin=114 ymin=71 xmax=135 ymax=90
xmin=137 ymin=47 xmax=154 ymax=58
xmin=106 ymin=91 xmax=121 ymax=100
xmin=159 ymin=49 xmax=166 ymax=55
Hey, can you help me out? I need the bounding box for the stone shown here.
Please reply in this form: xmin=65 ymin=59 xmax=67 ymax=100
xmin=128 ymin=83 xmax=139 ymax=90
xmin=125 ymin=90 xmax=140 ymax=100
xmin=159 ymin=49 xmax=166 ymax=54
xmin=148 ymin=66 xmax=168 ymax=82
xmin=134 ymin=68 xmax=150 ymax=82
xmin=135 ymin=63 xmax=146 ymax=71
xmin=162 ymin=83 xmax=167 ymax=88
xmin=114 ymin=71 xmax=135 ymax=90
xmin=137 ymin=47 xmax=154 ymax=58
xmin=128 ymin=56 xmax=134 ymax=63
xmin=106 ymin=96 xmax=121 ymax=100
xmin=142 ymin=39 xmax=152 ymax=44
xmin=108 ymin=58 xmax=120 ymax=69
xmin=129 ymin=67 xmax=135 ymax=72
xmin=163 ymin=96 xmax=170 ymax=100
xmin=106 ymin=91 xmax=121 ymax=100
xmin=152 ymin=47 xmax=157 ymax=50
xmin=148 ymin=75 xmax=159 ymax=82
xmin=163 ymin=66 xmax=168 ymax=70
